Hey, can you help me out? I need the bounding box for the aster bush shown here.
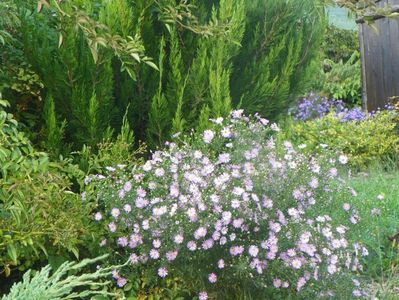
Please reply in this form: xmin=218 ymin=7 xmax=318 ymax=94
xmin=85 ymin=111 xmax=369 ymax=299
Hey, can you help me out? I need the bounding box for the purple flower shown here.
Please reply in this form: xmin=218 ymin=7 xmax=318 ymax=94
xmin=117 ymin=237 xmax=128 ymax=247
xmin=194 ymin=227 xmax=207 ymax=240
xmin=117 ymin=277 xmax=127 ymax=287
xmin=202 ymin=239 xmax=214 ymax=250
xmin=229 ymin=245 xmax=244 ymax=256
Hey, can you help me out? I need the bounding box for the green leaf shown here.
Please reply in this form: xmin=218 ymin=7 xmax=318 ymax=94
xmin=123 ymin=282 xmax=133 ymax=291
xmin=0 ymin=99 xmax=10 ymax=107
xmin=131 ymin=52 xmax=140 ymax=62
xmin=145 ymin=61 xmax=159 ymax=71
xmin=7 ymin=243 xmax=18 ymax=264
xmin=90 ymin=296 xmax=109 ymax=300
xmin=70 ymin=247 xmax=79 ymax=259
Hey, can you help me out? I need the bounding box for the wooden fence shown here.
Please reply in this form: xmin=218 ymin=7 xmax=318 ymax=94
xmin=357 ymin=0 xmax=399 ymax=111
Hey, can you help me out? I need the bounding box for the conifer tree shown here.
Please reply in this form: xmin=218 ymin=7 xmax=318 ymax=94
xmin=42 ymin=94 xmax=65 ymax=155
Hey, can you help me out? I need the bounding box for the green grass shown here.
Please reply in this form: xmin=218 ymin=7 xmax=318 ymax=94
xmin=346 ymin=168 xmax=399 ymax=298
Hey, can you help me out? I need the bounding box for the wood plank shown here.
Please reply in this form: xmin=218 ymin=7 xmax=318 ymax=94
xmin=388 ymin=17 xmax=399 ymax=101
xmin=359 ymin=25 xmax=368 ymax=110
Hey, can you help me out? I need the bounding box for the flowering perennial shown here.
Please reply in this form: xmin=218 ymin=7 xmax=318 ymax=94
xmin=87 ymin=111 xmax=367 ymax=298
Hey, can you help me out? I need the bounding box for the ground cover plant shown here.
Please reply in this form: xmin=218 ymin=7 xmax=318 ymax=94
xmin=2 ymin=254 xmax=119 ymax=300
xmin=85 ymin=111 xmax=372 ymax=299
xmin=283 ymin=96 xmax=399 ymax=169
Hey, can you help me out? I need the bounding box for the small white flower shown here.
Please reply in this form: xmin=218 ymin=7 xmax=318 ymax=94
xmin=339 ymin=154 xmax=348 ymax=164
xmin=203 ymin=130 xmax=215 ymax=144
xmin=270 ymin=123 xmax=280 ymax=132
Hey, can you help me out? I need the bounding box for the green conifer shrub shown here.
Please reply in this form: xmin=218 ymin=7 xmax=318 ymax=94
xmin=1 ymin=0 xmax=326 ymax=149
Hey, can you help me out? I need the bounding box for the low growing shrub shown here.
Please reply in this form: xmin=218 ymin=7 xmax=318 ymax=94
xmin=86 ymin=111 xmax=370 ymax=299
xmin=2 ymin=254 xmax=118 ymax=300
xmin=281 ymin=110 xmax=399 ymax=169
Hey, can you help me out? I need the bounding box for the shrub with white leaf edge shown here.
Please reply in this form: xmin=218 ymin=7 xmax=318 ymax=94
xmin=86 ymin=111 xmax=368 ymax=299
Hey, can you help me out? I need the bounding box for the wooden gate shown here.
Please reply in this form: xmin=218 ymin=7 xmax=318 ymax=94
xmin=357 ymin=0 xmax=399 ymax=111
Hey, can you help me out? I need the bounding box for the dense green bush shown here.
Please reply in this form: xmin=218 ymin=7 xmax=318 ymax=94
xmin=321 ymin=25 xmax=359 ymax=63
xmin=0 ymin=0 xmax=326 ymax=150
xmin=316 ymin=52 xmax=361 ymax=107
xmin=280 ymin=110 xmax=399 ymax=169
xmin=310 ymin=25 xmax=361 ymax=106
xmin=0 ymin=99 xmax=89 ymax=278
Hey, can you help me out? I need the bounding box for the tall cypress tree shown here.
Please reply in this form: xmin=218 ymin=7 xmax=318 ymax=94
xmin=2 ymin=0 xmax=326 ymax=150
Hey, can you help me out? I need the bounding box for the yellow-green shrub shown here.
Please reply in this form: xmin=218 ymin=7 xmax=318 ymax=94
xmin=280 ymin=111 xmax=399 ymax=169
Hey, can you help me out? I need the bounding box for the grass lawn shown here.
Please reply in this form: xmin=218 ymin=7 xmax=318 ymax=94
xmin=347 ymin=168 xmax=399 ymax=299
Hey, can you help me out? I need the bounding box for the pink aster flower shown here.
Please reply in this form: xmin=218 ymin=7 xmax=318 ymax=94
xmin=108 ymin=222 xmax=117 ymax=232
xmin=248 ymin=245 xmax=259 ymax=257
xmin=129 ymin=253 xmax=139 ymax=264
xmin=194 ymin=227 xmax=207 ymax=240
xmin=208 ymin=273 xmax=217 ymax=283
xmin=155 ymin=168 xmax=165 ymax=177
xmin=123 ymin=181 xmax=132 ymax=192
xmin=152 ymin=239 xmax=161 ymax=248
xmin=123 ymin=204 xmax=131 ymax=213
xmin=149 ymin=249 xmax=160 ymax=260
xmin=291 ymin=258 xmax=302 ymax=269
xmin=166 ymin=250 xmax=178 ymax=261
xmin=174 ymin=234 xmax=184 ymax=244
xmin=218 ymin=153 xmax=231 ymax=164
xmin=187 ymin=241 xmax=197 ymax=251
xmin=158 ymin=267 xmax=168 ymax=278
xmin=218 ymin=259 xmax=225 ymax=269
xmin=202 ymin=239 xmax=214 ymax=250
xmin=198 ymin=291 xmax=208 ymax=300
xmin=117 ymin=237 xmax=128 ymax=247
xmin=203 ymin=130 xmax=215 ymax=144
xmin=111 ymin=208 xmax=120 ymax=218
xmin=343 ymin=203 xmax=351 ymax=211
xmin=273 ymin=278 xmax=282 ymax=288
xmin=117 ymin=277 xmax=127 ymax=287
xmin=94 ymin=212 xmax=102 ymax=221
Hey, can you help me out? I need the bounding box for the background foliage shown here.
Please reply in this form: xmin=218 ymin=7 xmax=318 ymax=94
xmin=0 ymin=0 xmax=326 ymax=151
xmin=0 ymin=99 xmax=89 ymax=283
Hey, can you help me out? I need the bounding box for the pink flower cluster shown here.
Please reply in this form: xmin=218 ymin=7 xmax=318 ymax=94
xmin=88 ymin=111 xmax=367 ymax=298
